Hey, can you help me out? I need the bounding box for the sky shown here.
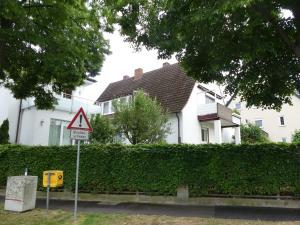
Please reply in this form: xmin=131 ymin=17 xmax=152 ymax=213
xmin=83 ymin=9 xmax=293 ymax=102
xmin=82 ymin=30 xmax=177 ymax=101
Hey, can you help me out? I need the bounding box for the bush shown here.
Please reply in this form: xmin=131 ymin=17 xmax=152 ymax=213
xmin=90 ymin=115 xmax=116 ymax=144
xmin=113 ymin=90 xmax=170 ymax=144
xmin=0 ymin=143 xmax=299 ymax=196
xmin=241 ymin=123 xmax=269 ymax=144
xmin=0 ymin=119 xmax=9 ymax=144
xmin=292 ymin=130 xmax=300 ymax=143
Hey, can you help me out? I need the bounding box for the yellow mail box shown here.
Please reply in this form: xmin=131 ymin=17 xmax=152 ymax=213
xmin=43 ymin=170 xmax=63 ymax=188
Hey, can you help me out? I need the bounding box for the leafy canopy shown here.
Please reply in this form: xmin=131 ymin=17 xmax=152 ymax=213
xmin=113 ymin=90 xmax=170 ymax=144
xmin=0 ymin=119 xmax=10 ymax=144
xmin=292 ymin=129 xmax=300 ymax=143
xmin=105 ymin=0 xmax=300 ymax=109
xmin=241 ymin=123 xmax=269 ymax=144
xmin=90 ymin=114 xmax=116 ymax=144
xmin=0 ymin=0 xmax=110 ymax=109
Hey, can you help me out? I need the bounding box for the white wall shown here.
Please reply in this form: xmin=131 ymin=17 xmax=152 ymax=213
xmin=231 ymin=95 xmax=300 ymax=142
xmin=19 ymin=109 xmax=76 ymax=145
xmin=181 ymin=82 xmax=234 ymax=144
xmin=181 ymin=84 xmax=201 ymax=144
xmin=0 ymin=87 xmax=21 ymax=143
xmin=165 ymin=113 xmax=180 ymax=144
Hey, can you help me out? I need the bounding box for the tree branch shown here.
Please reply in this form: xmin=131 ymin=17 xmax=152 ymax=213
xmin=253 ymin=6 xmax=300 ymax=59
xmin=23 ymin=3 xmax=53 ymax=8
xmin=225 ymin=89 xmax=238 ymax=107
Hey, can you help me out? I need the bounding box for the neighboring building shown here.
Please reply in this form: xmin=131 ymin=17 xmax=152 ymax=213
xmin=0 ymin=77 xmax=101 ymax=145
xmin=230 ymin=94 xmax=300 ymax=143
xmin=97 ymin=63 xmax=241 ymax=144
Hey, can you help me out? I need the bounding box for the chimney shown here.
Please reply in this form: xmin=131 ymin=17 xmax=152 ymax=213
xmin=162 ymin=62 xmax=170 ymax=67
xmin=134 ymin=68 xmax=143 ymax=80
xmin=123 ymin=75 xmax=130 ymax=80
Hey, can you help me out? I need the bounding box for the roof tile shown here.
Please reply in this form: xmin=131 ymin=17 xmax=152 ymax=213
xmin=97 ymin=63 xmax=196 ymax=112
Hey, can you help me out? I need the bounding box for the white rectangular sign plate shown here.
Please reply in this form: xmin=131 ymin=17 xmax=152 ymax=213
xmin=71 ymin=130 xmax=89 ymax=140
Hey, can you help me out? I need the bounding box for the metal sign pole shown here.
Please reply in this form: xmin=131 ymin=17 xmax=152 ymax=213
xmin=46 ymin=172 xmax=50 ymax=214
xmin=74 ymin=140 xmax=80 ymax=220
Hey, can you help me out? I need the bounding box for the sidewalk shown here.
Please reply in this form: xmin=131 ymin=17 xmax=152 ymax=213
xmin=1 ymin=196 xmax=300 ymax=221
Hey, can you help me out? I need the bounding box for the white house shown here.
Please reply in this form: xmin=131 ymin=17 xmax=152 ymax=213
xmin=0 ymin=77 xmax=101 ymax=145
xmin=97 ymin=63 xmax=241 ymax=144
xmin=230 ymin=94 xmax=300 ymax=143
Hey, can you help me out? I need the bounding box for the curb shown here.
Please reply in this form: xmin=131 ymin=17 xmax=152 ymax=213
xmin=1 ymin=189 xmax=300 ymax=209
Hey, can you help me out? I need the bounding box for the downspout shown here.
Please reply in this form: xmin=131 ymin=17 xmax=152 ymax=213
xmin=175 ymin=112 xmax=181 ymax=144
xmin=15 ymin=99 xmax=22 ymax=144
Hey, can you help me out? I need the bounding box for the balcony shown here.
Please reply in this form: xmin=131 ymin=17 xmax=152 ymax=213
xmin=198 ymin=103 xmax=240 ymax=127
xmin=22 ymin=94 xmax=101 ymax=115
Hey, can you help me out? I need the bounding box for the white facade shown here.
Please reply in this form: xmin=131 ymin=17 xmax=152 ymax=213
xmin=178 ymin=83 xmax=240 ymax=144
xmin=230 ymin=95 xmax=300 ymax=143
xmin=100 ymin=82 xmax=241 ymax=145
xmin=0 ymin=87 xmax=21 ymax=143
xmin=0 ymin=79 xmax=101 ymax=145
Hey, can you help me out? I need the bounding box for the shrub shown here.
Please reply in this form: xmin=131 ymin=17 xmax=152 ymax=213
xmin=0 ymin=143 xmax=299 ymax=196
xmin=0 ymin=119 xmax=9 ymax=144
xmin=241 ymin=123 xmax=269 ymax=144
xmin=113 ymin=90 xmax=170 ymax=144
xmin=292 ymin=130 xmax=300 ymax=143
xmin=90 ymin=115 xmax=116 ymax=144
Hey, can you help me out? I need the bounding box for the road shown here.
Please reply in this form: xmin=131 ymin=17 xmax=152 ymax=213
xmin=1 ymin=196 xmax=300 ymax=221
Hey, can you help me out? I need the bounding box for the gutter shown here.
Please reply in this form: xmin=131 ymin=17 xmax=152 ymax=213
xmin=175 ymin=112 xmax=181 ymax=144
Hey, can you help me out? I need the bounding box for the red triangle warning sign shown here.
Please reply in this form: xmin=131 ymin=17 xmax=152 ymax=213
xmin=67 ymin=107 xmax=93 ymax=132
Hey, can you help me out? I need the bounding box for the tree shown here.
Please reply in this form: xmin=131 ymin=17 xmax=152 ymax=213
xmin=113 ymin=90 xmax=170 ymax=144
xmin=241 ymin=123 xmax=269 ymax=144
xmin=90 ymin=114 xmax=115 ymax=144
xmin=0 ymin=119 xmax=10 ymax=144
xmin=0 ymin=0 xmax=110 ymax=109
xmin=292 ymin=129 xmax=300 ymax=143
xmin=105 ymin=1 xmax=300 ymax=109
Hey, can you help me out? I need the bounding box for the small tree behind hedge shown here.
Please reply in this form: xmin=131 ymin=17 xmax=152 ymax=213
xmin=0 ymin=119 xmax=9 ymax=144
xmin=90 ymin=115 xmax=115 ymax=144
xmin=113 ymin=90 xmax=170 ymax=144
xmin=292 ymin=130 xmax=300 ymax=143
xmin=241 ymin=123 xmax=269 ymax=144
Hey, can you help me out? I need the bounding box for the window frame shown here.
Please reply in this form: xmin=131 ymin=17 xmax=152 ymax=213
xmin=48 ymin=118 xmax=71 ymax=146
xmin=201 ymin=127 xmax=209 ymax=143
xmin=254 ymin=119 xmax=263 ymax=128
xmin=102 ymin=101 xmax=110 ymax=115
xmin=205 ymin=94 xmax=215 ymax=104
xmin=279 ymin=115 xmax=286 ymax=126
xmin=235 ymin=102 xmax=241 ymax=110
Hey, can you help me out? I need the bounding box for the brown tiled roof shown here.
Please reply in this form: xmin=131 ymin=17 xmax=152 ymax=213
xmin=97 ymin=63 xmax=196 ymax=113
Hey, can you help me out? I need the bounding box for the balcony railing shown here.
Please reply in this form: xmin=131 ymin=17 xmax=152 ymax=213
xmin=22 ymin=93 xmax=101 ymax=115
xmin=198 ymin=103 xmax=232 ymax=121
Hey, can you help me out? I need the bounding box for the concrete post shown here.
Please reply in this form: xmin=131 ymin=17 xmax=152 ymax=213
xmin=177 ymin=185 xmax=189 ymax=201
xmin=214 ymin=120 xmax=222 ymax=144
xmin=235 ymin=126 xmax=241 ymax=144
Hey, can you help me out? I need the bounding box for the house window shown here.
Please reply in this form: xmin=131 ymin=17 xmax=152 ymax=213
xmin=201 ymin=128 xmax=209 ymax=143
xmin=48 ymin=119 xmax=71 ymax=146
xmin=255 ymin=119 xmax=263 ymax=128
xmin=282 ymin=137 xmax=287 ymax=143
xmin=110 ymin=101 xmax=115 ymax=113
xmin=235 ymin=102 xmax=241 ymax=110
xmin=205 ymin=95 xmax=215 ymax=104
xmin=103 ymin=102 xmax=110 ymax=115
xmin=119 ymin=96 xmax=127 ymax=104
xmin=62 ymin=89 xmax=72 ymax=99
xmin=279 ymin=116 xmax=285 ymax=126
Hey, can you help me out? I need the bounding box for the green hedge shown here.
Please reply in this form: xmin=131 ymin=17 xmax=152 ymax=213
xmin=0 ymin=143 xmax=300 ymax=196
